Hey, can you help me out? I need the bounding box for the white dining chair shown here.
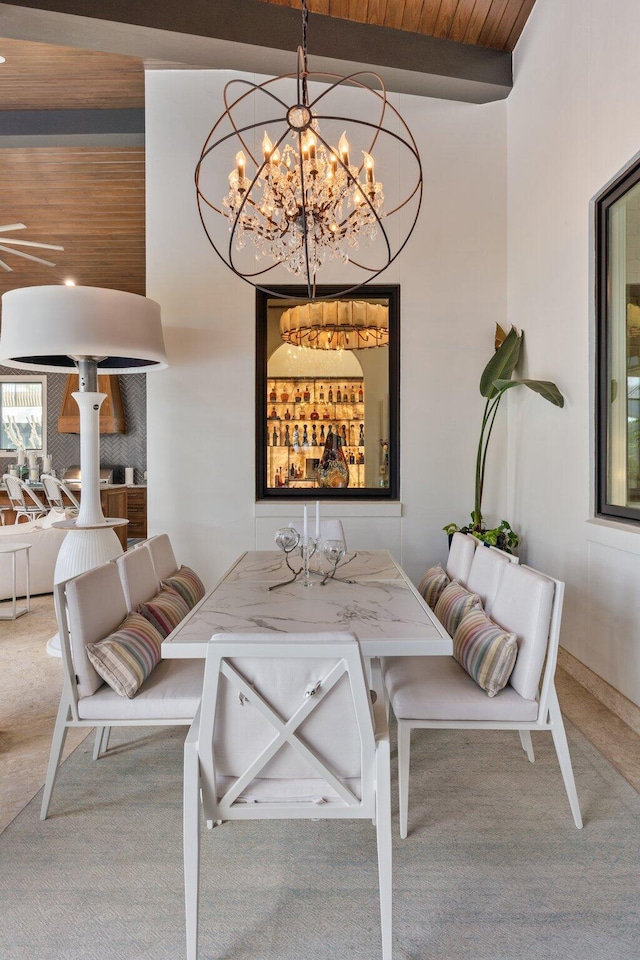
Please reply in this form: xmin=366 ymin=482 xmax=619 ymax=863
xmin=146 ymin=532 xmax=179 ymax=581
xmin=184 ymin=631 xmax=391 ymax=960
xmin=383 ymin=563 xmax=582 ymax=835
xmin=445 ymin=530 xmax=477 ymax=583
xmin=2 ymin=473 xmax=48 ymax=523
xmin=465 ymin=543 xmax=513 ymax=616
xmin=41 ymin=560 xmax=204 ymax=820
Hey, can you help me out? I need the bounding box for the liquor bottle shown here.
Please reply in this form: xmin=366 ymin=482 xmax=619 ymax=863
xmin=281 ymin=390 xmax=289 ymax=402
xmin=294 ymin=386 xmax=302 ymax=402
xmin=319 ymin=384 xmax=325 ymax=400
xmin=320 ymin=424 xmax=325 ymax=442
xmin=336 ymin=385 xmax=341 ymax=402
xmin=302 ymin=425 xmax=309 ymax=446
xmin=341 ymin=423 xmax=347 ymax=442
xmin=284 ymin=407 xmax=291 ymax=421
xmin=328 ymin=385 xmax=333 ymax=402
xmin=358 ymin=450 xmax=364 ymax=464
xmin=303 ymin=384 xmax=310 ymax=401
xmin=310 ymin=406 xmax=319 ymax=421
xmin=349 ymin=449 xmax=355 ymax=465
xmin=269 ymin=407 xmax=279 ymax=420
xmin=312 ymin=424 xmax=317 ymax=445
xmin=322 ymin=406 xmax=330 ymax=420
xmin=293 ymin=425 xmax=300 ymax=450
xmin=359 ymin=423 xmax=364 ymax=445
xmin=269 ymin=383 xmax=277 ymax=402
xmin=272 ymin=426 xmax=278 ymax=446
xmin=358 ymin=385 xmax=363 ymax=402
xmin=290 ymin=463 xmax=295 ymax=478
xmin=350 ymin=385 xmax=355 ymax=402
xmin=284 ymin=424 xmax=291 ymax=446
xmin=343 ymin=386 xmax=348 ymax=402
xmin=275 ymin=467 xmax=282 ymax=486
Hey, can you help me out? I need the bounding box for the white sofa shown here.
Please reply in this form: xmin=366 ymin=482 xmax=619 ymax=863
xmin=0 ymin=508 xmax=68 ymax=600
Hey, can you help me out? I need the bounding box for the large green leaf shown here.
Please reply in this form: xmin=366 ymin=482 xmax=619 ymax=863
xmin=492 ymin=378 xmax=565 ymax=407
xmin=479 ymin=326 xmax=522 ymax=398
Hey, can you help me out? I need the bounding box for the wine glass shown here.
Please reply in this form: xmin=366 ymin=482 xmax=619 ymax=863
xmin=275 ymin=527 xmax=300 ymax=556
xmin=320 ymin=538 xmax=346 ymax=584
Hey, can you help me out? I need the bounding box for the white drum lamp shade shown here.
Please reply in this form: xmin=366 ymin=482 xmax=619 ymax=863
xmin=0 ymin=285 xmax=168 ymax=656
xmin=0 ymin=285 xmax=167 ymax=373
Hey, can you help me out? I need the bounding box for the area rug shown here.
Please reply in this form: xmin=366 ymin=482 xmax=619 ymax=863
xmin=0 ymin=720 xmax=638 ymax=960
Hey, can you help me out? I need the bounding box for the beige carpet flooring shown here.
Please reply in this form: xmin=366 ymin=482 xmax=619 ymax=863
xmin=1 ymin=594 xmax=639 ymax=836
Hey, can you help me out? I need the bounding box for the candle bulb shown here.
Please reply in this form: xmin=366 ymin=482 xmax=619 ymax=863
xmin=363 ymin=151 xmax=374 ymax=184
xmin=315 ymin=500 xmax=320 ymax=540
xmin=235 ymin=150 xmax=246 ymax=181
xmin=339 ymin=132 xmax=350 ymax=167
xmin=262 ymin=131 xmax=273 ymax=161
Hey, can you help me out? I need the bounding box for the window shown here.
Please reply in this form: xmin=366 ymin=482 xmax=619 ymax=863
xmin=0 ymin=376 xmax=47 ymax=455
xmin=256 ymin=285 xmax=399 ymax=500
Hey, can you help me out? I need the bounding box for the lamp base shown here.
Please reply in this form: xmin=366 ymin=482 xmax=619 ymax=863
xmin=46 ymin=525 xmax=126 ymax=658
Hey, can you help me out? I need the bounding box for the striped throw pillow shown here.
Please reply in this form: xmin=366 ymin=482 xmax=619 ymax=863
xmin=453 ymin=608 xmax=518 ymax=697
xmin=162 ymin=565 xmax=205 ymax=610
xmin=86 ymin=612 xmax=163 ymax=699
xmin=433 ymin=580 xmax=483 ymax=637
xmin=417 ymin=564 xmax=449 ymax=609
xmin=139 ymin=588 xmax=190 ymax=639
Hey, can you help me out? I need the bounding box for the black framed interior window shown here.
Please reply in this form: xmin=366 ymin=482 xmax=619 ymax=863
xmin=596 ymin=155 xmax=640 ymax=522
xmin=256 ymin=284 xmax=400 ymax=500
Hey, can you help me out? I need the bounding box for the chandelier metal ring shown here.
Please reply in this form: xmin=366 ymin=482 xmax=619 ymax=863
xmin=195 ymin=0 xmax=422 ymax=300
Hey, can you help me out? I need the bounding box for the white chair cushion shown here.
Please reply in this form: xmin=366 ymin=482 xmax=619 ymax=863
xmin=116 ymin=547 xmax=159 ymax=611
xmin=491 ymin=564 xmax=555 ymax=701
xmin=382 ymin=655 xmax=539 ymax=722
xmin=66 ymin=562 xmax=129 ymax=698
xmin=77 ymin=658 xmax=204 ymax=720
xmin=466 ymin=545 xmax=511 ymax=616
xmin=146 ymin=534 xmax=179 ymax=581
xmin=445 ymin=531 xmax=476 ymax=584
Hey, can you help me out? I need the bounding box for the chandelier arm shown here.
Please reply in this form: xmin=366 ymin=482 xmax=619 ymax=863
xmin=221 ymin=76 xmax=294 ymax=167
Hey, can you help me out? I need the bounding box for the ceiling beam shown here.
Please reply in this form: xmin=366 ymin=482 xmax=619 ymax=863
xmin=0 ymin=0 xmax=512 ymax=103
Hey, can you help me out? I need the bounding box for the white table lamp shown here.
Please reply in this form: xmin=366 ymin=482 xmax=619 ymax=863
xmin=0 ymin=285 xmax=168 ymax=655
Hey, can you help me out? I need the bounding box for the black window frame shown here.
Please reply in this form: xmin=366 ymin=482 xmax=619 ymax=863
xmin=596 ymin=154 xmax=640 ymax=523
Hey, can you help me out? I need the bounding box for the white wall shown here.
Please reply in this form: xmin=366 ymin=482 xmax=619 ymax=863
xmin=507 ymin=0 xmax=640 ymax=707
xmin=145 ymin=69 xmax=507 ymax=589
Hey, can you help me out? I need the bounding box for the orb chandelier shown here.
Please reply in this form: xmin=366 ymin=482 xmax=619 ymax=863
xmin=280 ymin=299 xmax=388 ymax=350
xmin=195 ymin=0 xmax=422 ymax=301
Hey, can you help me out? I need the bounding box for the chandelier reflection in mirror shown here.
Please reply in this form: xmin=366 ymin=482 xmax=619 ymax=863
xmin=280 ymin=300 xmax=388 ymax=350
xmin=195 ymin=0 xmax=422 ymax=300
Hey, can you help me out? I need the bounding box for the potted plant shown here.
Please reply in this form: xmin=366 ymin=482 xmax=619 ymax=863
xmin=444 ymin=324 xmax=564 ymax=553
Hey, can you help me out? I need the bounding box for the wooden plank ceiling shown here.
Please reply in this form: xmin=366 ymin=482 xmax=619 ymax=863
xmin=259 ymin=0 xmax=537 ymax=51
xmin=0 ymin=40 xmax=144 ymax=298
xmin=0 ymin=1 xmax=538 ymax=299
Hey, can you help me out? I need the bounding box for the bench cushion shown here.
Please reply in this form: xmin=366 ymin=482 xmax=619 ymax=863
xmin=382 ymin=655 xmax=539 ymax=722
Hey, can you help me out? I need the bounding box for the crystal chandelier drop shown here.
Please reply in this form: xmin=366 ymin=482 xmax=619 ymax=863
xmin=195 ymin=0 xmax=422 ymax=300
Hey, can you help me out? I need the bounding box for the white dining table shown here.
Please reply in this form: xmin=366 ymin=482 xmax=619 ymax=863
xmin=161 ymin=549 xmax=453 ymax=660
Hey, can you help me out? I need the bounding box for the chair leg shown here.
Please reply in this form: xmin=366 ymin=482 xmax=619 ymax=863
xmin=184 ymin=739 xmax=201 ymax=960
xmin=376 ymin=737 xmax=393 ymax=960
xmin=548 ymin=687 xmax=583 ymax=829
xmin=519 ymin=729 xmax=535 ymax=763
xmin=397 ymin=720 xmax=411 ymax=839
xmin=40 ymin=697 xmax=70 ymax=820
xmin=93 ymin=726 xmax=111 ymax=760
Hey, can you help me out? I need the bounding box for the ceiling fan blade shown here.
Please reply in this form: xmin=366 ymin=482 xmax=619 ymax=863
xmin=0 ymin=258 xmax=13 ymax=271
xmin=0 ymin=237 xmax=64 ymax=251
xmin=0 ymin=223 xmax=26 ymax=233
xmin=0 ymin=245 xmax=56 ymax=267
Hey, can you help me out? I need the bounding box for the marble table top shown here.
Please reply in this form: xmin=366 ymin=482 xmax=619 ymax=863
xmin=162 ymin=550 xmax=452 ymax=660
xmin=223 ymin=549 xmax=403 ymax=583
